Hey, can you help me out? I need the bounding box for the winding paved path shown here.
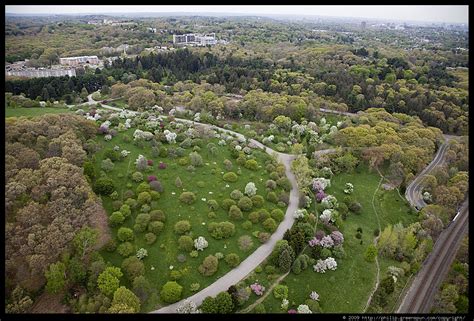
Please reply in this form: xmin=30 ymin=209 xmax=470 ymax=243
xmin=84 ymin=94 xmax=301 ymax=313
xmin=405 ymin=135 xmax=457 ymax=210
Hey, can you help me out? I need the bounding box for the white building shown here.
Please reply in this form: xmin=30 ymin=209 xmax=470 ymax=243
xmin=173 ymin=33 xmax=217 ymax=46
xmin=60 ymin=56 xmax=100 ymax=66
xmin=6 ymin=68 xmax=76 ymax=78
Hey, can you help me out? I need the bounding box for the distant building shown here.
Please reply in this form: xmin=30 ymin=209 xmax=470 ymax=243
xmin=6 ymin=68 xmax=76 ymax=78
xmin=60 ymin=56 xmax=100 ymax=66
xmin=147 ymin=27 xmax=157 ymax=33
xmin=173 ymin=33 xmax=217 ymax=46
xmin=361 ymin=21 xmax=367 ymax=29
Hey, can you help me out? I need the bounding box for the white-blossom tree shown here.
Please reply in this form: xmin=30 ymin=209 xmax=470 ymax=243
xmin=164 ymin=130 xmax=177 ymax=144
xmin=344 ymin=183 xmax=354 ymax=194
xmin=309 ymin=291 xmax=320 ymax=301
xmin=293 ymin=208 xmax=308 ymax=219
xmin=245 ymin=182 xmax=257 ymax=197
xmin=176 ymin=299 xmax=200 ymax=313
xmin=297 ymin=304 xmax=312 ymax=314
xmin=194 ymin=236 xmax=209 ymax=251
xmin=321 ymin=195 xmax=338 ymax=209
xmin=136 ymin=248 xmax=148 ymax=260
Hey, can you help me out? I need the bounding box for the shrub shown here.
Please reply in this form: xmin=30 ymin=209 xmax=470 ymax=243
xmin=105 ymin=239 xmax=117 ymax=252
xmin=101 ymin=158 xmax=115 ymax=172
xmin=215 ymin=291 xmax=234 ymax=313
xmin=93 ymin=177 xmax=115 ymax=195
xmin=132 ymin=213 xmax=150 ymax=232
xmin=117 ymin=227 xmax=134 ymax=242
xmin=149 ymin=210 xmax=165 ymax=222
xmin=144 ymin=233 xmax=157 ymax=245
xmin=150 ymin=191 xmax=160 ymax=201
xmin=117 ymin=242 xmax=135 ymax=257
xmin=190 ymin=250 xmax=198 ymax=258
xmin=225 ymin=253 xmax=241 ymax=268
xmin=223 ymin=172 xmax=238 ymax=182
xmin=349 ymin=201 xmax=362 ymax=213
xmin=251 ymin=195 xmax=264 ymax=208
xmin=254 ymin=303 xmax=266 ymax=313
xmin=190 ymin=283 xmax=200 ymax=292
xmin=131 ymin=172 xmax=144 ymax=183
xmin=277 ymin=178 xmax=291 ymax=191
xmin=266 ymin=191 xmax=278 ymax=203
xmin=189 ymin=151 xmax=203 ymax=167
xmin=178 ymin=235 xmax=194 ymax=252
xmin=230 ymin=189 xmax=244 ymax=200
xmin=110 ymin=211 xmax=125 ymax=226
xmin=160 ymin=281 xmax=183 ymax=303
xmin=258 ymin=209 xmax=271 ymax=222
xmin=207 ymin=199 xmax=219 ymax=211
xmin=258 ymin=232 xmax=271 ymax=243
xmin=248 ymin=211 xmax=260 ymax=224
xmin=179 ymin=192 xmax=196 ymax=205
xmin=228 ymin=205 xmax=243 ymax=221
xmin=124 ymin=198 xmax=138 ymax=210
xmin=198 ymin=255 xmax=219 ymax=276
xmin=244 ymin=159 xmax=259 ymax=170
xmin=208 ymin=221 xmax=235 ymax=239
xmin=149 ymin=180 xmax=164 ymax=193
xmin=242 ymin=220 xmax=253 ymax=230
xmin=148 ymin=221 xmax=164 ymax=235
xmin=222 ymin=199 xmax=236 ymax=210
xmin=273 ymin=285 xmax=289 ymax=299
xmin=266 ymin=179 xmax=277 ymax=190
xmin=121 ymin=256 xmax=145 ymax=280
xmin=170 ymin=270 xmax=182 ymax=281
xmin=137 ymin=191 xmax=151 ymax=205
xmin=263 ymin=218 xmax=278 ymax=233
xmin=111 ymin=200 xmax=123 ymax=211
xmin=271 ymin=209 xmax=285 ymax=222
xmin=200 ymin=297 xmax=218 ymax=313
xmin=238 ymin=235 xmax=254 ymax=251
xmin=237 ymin=196 xmax=253 ymax=212
xmin=365 ymin=244 xmax=377 ymax=262
xmin=223 ymin=159 xmax=233 ymax=170
xmin=174 ymin=220 xmax=191 ymax=235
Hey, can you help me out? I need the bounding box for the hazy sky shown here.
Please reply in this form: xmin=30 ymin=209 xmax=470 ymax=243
xmin=5 ymin=5 xmax=469 ymax=24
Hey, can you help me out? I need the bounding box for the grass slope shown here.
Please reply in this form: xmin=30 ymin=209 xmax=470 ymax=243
xmin=5 ymin=107 xmax=72 ymax=118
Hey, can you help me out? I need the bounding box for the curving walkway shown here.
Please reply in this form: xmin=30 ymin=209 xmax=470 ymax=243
xmin=84 ymin=93 xmax=301 ymax=313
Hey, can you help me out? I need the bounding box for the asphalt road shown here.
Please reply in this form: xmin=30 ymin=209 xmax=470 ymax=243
xmin=397 ymin=198 xmax=469 ymax=313
xmin=404 ymin=138 xmax=452 ymax=210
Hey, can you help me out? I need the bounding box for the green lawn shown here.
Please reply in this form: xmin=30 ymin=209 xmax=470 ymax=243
xmin=94 ymin=125 xmax=288 ymax=311
xmin=108 ymin=99 xmax=128 ymax=109
xmin=245 ymin=165 xmax=417 ymax=313
xmin=5 ymin=107 xmax=72 ymax=118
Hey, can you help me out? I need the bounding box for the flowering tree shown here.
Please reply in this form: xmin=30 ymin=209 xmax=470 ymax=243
xmin=319 ymin=235 xmax=334 ymax=248
xmin=308 ymin=237 xmax=319 ymax=247
xmin=320 ymin=167 xmax=333 ymax=178
xmin=309 ymin=291 xmax=319 ymax=301
xmin=423 ymin=191 xmax=432 ymax=202
xmin=330 ymin=231 xmax=344 ymax=246
xmin=313 ymin=257 xmax=338 ymax=273
xmin=104 ymin=134 xmax=112 ymax=141
xmin=136 ymin=248 xmax=148 ymax=260
xmin=120 ymin=150 xmax=130 ymax=158
xmin=319 ymin=209 xmax=333 ymax=224
xmin=245 ymin=182 xmax=257 ymax=197
xmin=312 ymin=178 xmax=331 ymax=192
xmin=164 ymin=130 xmax=177 ymax=144
xmin=293 ymin=208 xmax=308 ymax=219
xmin=321 ymin=195 xmax=338 ymax=209
xmin=315 ymin=190 xmax=326 ymax=202
xmin=176 ymin=299 xmax=200 ymax=313
xmin=147 ymin=175 xmax=157 ymax=182
xmin=158 ymin=162 xmax=167 ymax=169
xmin=297 ymin=304 xmax=312 ymax=314
xmin=135 ymin=155 xmax=148 ymax=171
xmin=194 ymin=236 xmax=209 ymax=251
xmin=125 ymin=119 xmax=132 ymax=129
xmin=250 ymin=283 xmax=265 ymax=296
xmin=344 ymin=183 xmax=354 ymax=194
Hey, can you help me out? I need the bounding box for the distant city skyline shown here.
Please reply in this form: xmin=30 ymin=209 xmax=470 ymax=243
xmin=5 ymin=5 xmax=469 ymax=24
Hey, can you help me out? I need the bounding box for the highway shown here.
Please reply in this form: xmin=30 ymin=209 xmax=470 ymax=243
xmin=397 ymin=198 xmax=469 ymax=313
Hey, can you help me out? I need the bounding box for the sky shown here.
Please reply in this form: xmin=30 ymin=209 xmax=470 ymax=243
xmin=5 ymin=5 xmax=469 ymax=24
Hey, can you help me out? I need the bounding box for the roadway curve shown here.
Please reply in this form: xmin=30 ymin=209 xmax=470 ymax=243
xmin=84 ymin=94 xmax=302 ymax=313
xmin=397 ymin=198 xmax=469 ymax=313
xmin=405 ymin=136 xmax=455 ymax=210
